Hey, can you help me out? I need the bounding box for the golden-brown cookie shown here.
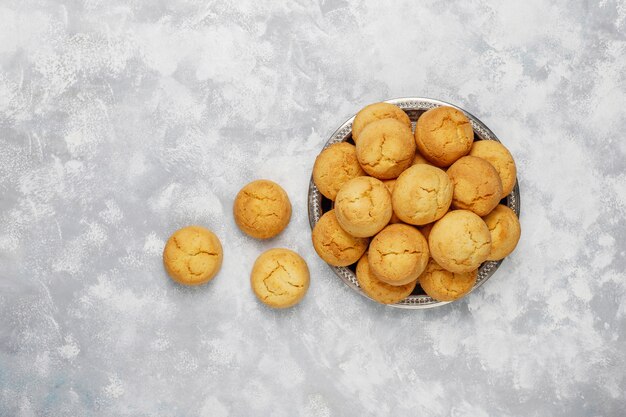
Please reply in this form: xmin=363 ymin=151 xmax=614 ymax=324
xmin=414 ymin=106 xmax=474 ymax=167
xmin=418 ymin=258 xmax=477 ymax=302
xmin=334 ymin=176 xmax=392 ymax=238
xmin=368 ymin=224 xmax=429 ymax=286
xmin=469 ymin=140 xmax=517 ymax=197
xmin=447 ymin=156 xmax=503 ymax=216
xmin=392 ymin=164 xmax=453 ymax=225
xmin=313 ymin=142 xmax=365 ymax=200
xmin=312 ymin=210 xmax=369 ymax=266
xmin=233 ymin=180 xmax=291 ymax=239
xmin=412 ymin=152 xmax=432 ymax=166
xmin=428 ymin=210 xmax=491 ymax=273
xmin=356 ymin=253 xmax=417 ymax=304
xmin=482 ymin=204 xmax=521 ymax=261
xmin=352 ymin=102 xmax=412 ymax=144
xmin=356 ymin=118 xmax=416 ymax=180
xmin=382 ymin=179 xmax=402 ymax=224
xmin=163 ymin=226 xmax=223 ymax=285
xmin=250 ymin=248 xmax=310 ymax=309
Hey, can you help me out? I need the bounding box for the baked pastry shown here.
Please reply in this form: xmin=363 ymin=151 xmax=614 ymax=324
xmin=428 ymin=210 xmax=491 ymax=273
xmin=356 ymin=118 xmax=416 ymax=179
xmin=250 ymin=248 xmax=309 ymax=308
xmin=356 ymin=253 xmax=417 ymax=304
xmin=352 ymin=102 xmax=412 ymax=144
xmin=382 ymin=179 xmax=402 ymax=224
xmin=469 ymin=140 xmax=517 ymax=197
xmin=163 ymin=226 xmax=223 ymax=285
xmin=414 ymin=106 xmax=474 ymax=167
xmin=368 ymin=224 xmax=429 ymax=286
xmin=312 ymin=210 xmax=369 ymax=266
xmin=447 ymin=156 xmax=503 ymax=216
xmin=233 ymin=180 xmax=291 ymax=239
xmin=334 ymin=176 xmax=392 ymax=237
xmin=412 ymin=152 xmax=432 ymax=166
xmin=313 ymin=142 xmax=365 ymax=200
xmin=482 ymin=204 xmax=521 ymax=261
xmin=392 ymin=164 xmax=453 ymax=225
xmin=418 ymin=258 xmax=477 ymax=301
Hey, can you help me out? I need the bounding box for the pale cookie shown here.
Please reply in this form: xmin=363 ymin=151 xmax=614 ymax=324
xmin=163 ymin=226 xmax=223 ymax=285
xmin=428 ymin=210 xmax=491 ymax=273
xmin=352 ymin=102 xmax=412 ymax=144
xmin=382 ymin=179 xmax=402 ymax=224
xmin=312 ymin=210 xmax=368 ymax=267
xmin=368 ymin=224 xmax=429 ymax=286
xmin=250 ymin=248 xmax=310 ymax=309
xmin=392 ymin=164 xmax=453 ymax=225
xmin=418 ymin=258 xmax=477 ymax=302
xmin=233 ymin=180 xmax=291 ymax=239
xmin=482 ymin=204 xmax=521 ymax=261
xmin=469 ymin=140 xmax=517 ymax=197
xmin=334 ymin=176 xmax=392 ymax=238
xmin=356 ymin=253 xmax=417 ymax=304
xmin=313 ymin=142 xmax=365 ymax=200
xmin=414 ymin=106 xmax=474 ymax=167
xmin=447 ymin=156 xmax=503 ymax=216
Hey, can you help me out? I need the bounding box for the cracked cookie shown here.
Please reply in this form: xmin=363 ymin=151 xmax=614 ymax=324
xmin=469 ymin=140 xmax=517 ymax=198
xmin=392 ymin=164 xmax=453 ymax=225
xmin=482 ymin=204 xmax=521 ymax=261
xmin=429 ymin=210 xmax=491 ymax=273
xmin=368 ymin=224 xmax=429 ymax=286
xmin=356 ymin=252 xmax=417 ymax=304
xmin=447 ymin=156 xmax=503 ymax=216
xmin=412 ymin=151 xmax=432 ymax=166
xmin=352 ymin=102 xmax=412 ymax=144
xmin=382 ymin=179 xmax=402 ymax=224
xmin=250 ymin=248 xmax=310 ymax=308
xmin=334 ymin=176 xmax=392 ymax=238
xmin=312 ymin=210 xmax=368 ymax=266
xmin=418 ymin=258 xmax=477 ymax=302
xmin=163 ymin=226 xmax=223 ymax=285
xmin=313 ymin=142 xmax=365 ymax=201
xmin=415 ymin=106 xmax=474 ymax=167
xmin=233 ymin=180 xmax=291 ymax=239
xmin=356 ymin=118 xmax=416 ymax=179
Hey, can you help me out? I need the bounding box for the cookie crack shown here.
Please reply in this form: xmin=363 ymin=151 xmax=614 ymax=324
xmin=243 ymin=190 xmax=278 ymax=202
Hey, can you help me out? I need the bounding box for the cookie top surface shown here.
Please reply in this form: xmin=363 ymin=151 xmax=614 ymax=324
xmin=418 ymin=258 xmax=478 ymax=302
xmin=356 ymin=253 xmax=417 ymax=304
xmin=352 ymin=102 xmax=412 ymax=144
xmin=312 ymin=209 xmax=369 ymax=267
xmin=469 ymin=140 xmax=517 ymax=197
xmin=313 ymin=142 xmax=365 ymax=200
xmin=447 ymin=156 xmax=503 ymax=216
xmin=233 ymin=180 xmax=291 ymax=239
xmin=163 ymin=226 xmax=223 ymax=285
xmin=334 ymin=176 xmax=392 ymax=238
xmin=482 ymin=204 xmax=521 ymax=261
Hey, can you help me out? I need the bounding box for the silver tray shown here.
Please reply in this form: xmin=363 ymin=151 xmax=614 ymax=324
xmin=308 ymin=97 xmax=521 ymax=309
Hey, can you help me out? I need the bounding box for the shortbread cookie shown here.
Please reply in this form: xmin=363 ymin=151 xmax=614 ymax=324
xmin=356 ymin=253 xmax=417 ymax=304
xmin=352 ymin=102 xmax=412 ymax=144
xmin=334 ymin=176 xmax=392 ymax=238
xmin=233 ymin=180 xmax=291 ymax=239
xmin=482 ymin=204 xmax=521 ymax=261
xmin=418 ymin=258 xmax=477 ymax=301
xmin=447 ymin=156 xmax=503 ymax=216
xmin=312 ymin=210 xmax=368 ymax=266
xmin=313 ymin=142 xmax=365 ymax=200
xmin=469 ymin=140 xmax=517 ymax=197
xmin=382 ymin=179 xmax=402 ymax=224
xmin=250 ymin=248 xmax=310 ymax=308
xmin=163 ymin=226 xmax=223 ymax=285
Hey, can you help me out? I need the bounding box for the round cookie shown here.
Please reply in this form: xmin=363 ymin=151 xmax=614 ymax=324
xmin=250 ymin=248 xmax=310 ymax=309
xmin=392 ymin=164 xmax=453 ymax=225
xmin=368 ymin=224 xmax=429 ymax=286
xmin=313 ymin=142 xmax=366 ymax=200
xmin=383 ymin=179 xmax=402 ymax=224
xmin=428 ymin=210 xmax=491 ymax=273
xmin=312 ymin=210 xmax=369 ymax=267
xmin=447 ymin=156 xmax=503 ymax=216
xmin=356 ymin=118 xmax=416 ymax=180
xmin=163 ymin=226 xmax=223 ymax=285
xmin=334 ymin=176 xmax=392 ymax=238
xmin=469 ymin=140 xmax=517 ymax=197
xmin=352 ymin=102 xmax=412 ymax=144
xmin=356 ymin=253 xmax=417 ymax=304
xmin=414 ymin=106 xmax=474 ymax=167
xmin=233 ymin=180 xmax=291 ymax=239
xmin=418 ymin=258 xmax=478 ymax=302
xmin=482 ymin=204 xmax=521 ymax=261
xmin=412 ymin=152 xmax=432 ymax=166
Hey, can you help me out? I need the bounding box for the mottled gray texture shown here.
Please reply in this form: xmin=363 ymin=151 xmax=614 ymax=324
xmin=0 ymin=1 xmax=625 ymax=416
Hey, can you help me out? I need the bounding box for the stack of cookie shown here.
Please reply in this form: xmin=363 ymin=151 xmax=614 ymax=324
xmin=312 ymin=103 xmax=521 ymax=304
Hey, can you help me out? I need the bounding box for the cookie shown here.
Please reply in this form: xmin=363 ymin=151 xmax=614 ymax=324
xmin=356 ymin=253 xmax=417 ymax=304
xmin=313 ymin=142 xmax=366 ymax=200
xmin=469 ymin=140 xmax=517 ymax=197
xmin=356 ymin=118 xmax=416 ymax=179
xmin=368 ymin=224 xmax=429 ymax=286
xmin=414 ymin=106 xmax=474 ymax=167
xmin=352 ymin=102 xmax=412 ymax=144
xmin=382 ymin=179 xmax=402 ymax=224
xmin=250 ymin=248 xmax=310 ymax=309
xmin=412 ymin=152 xmax=432 ymax=166
xmin=418 ymin=258 xmax=477 ymax=302
xmin=233 ymin=180 xmax=291 ymax=239
xmin=428 ymin=210 xmax=491 ymax=273
xmin=482 ymin=204 xmax=521 ymax=261
xmin=163 ymin=226 xmax=223 ymax=285
xmin=447 ymin=156 xmax=503 ymax=216
xmin=312 ymin=210 xmax=369 ymax=266
xmin=392 ymin=164 xmax=453 ymax=225
xmin=334 ymin=176 xmax=392 ymax=238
